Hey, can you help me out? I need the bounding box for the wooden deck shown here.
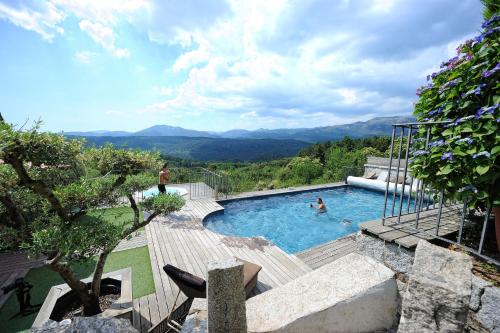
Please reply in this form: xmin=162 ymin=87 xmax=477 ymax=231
xmin=296 ymin=235 xmax=358 ymax=270
xmin=360 ymin=204 xmax=462 ymax=249
xmin=132 ymin=197 xmax=311 ymax=332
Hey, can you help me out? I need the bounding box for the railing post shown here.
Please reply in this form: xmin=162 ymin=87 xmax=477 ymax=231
xmin=382 ymin=126 xmax=397 ymax=225
xmin=397 ymin=125 xmax=413 ymax=222
xmin=435 ymin=189 xmax=445 ymax=236
xmin=457 ymin=199 xmax=468 ymax=244
xmin=414 ymin=127 xmax=431 ymax=229
xmin=478 ymin=206 xmax=492 ymax=254
xmin=391 ymin=127 xmax=405 ymax=216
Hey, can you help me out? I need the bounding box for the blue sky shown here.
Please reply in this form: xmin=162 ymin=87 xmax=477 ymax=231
xmin=0 ymin=0 xmax=484 ymax=132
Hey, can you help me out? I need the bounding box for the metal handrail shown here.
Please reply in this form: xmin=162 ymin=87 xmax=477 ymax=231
xmin=382 ymin=122 xmax=497 ymax=265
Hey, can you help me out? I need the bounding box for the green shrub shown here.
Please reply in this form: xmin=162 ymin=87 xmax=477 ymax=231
xmin=410 ymin=15 xmax=500 ymax=207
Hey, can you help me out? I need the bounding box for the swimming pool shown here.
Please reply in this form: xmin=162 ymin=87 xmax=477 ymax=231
xmin=143 ymin=186 xmax=188 ymax=198
xmin=204 ymin=186 xmax=420 ymax=253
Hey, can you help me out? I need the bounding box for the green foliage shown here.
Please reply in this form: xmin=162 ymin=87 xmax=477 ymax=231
xmin=481 ymin=0 xmax=500 ymax=20
xmin=216 ymin=137 xmax=387 ymax=192
xmin=142 ymin=193 xmax=185 ymax=214
xmin=411 ymin=16 xmax=500 ymax=207
xmin=79 ymin=135 xmax=309 ymax=162
xmin=0 ymin=118 xmax=184 ymax=313
xmin=281 ymin=157 xmax=323 ymax=184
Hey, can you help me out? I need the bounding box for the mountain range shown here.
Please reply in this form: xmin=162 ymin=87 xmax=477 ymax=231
xmin=65 ymin=116 xmax=413 ymax=142
xmin=65 ymin=116 xmax=414 ymax=162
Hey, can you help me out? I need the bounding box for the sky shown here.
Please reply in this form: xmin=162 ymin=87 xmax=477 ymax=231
xmin=0 ymin=0 xmax=484 ymax=132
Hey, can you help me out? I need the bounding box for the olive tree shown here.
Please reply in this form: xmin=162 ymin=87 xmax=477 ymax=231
xmin=0 ymin=116 xmax=185 ymax=315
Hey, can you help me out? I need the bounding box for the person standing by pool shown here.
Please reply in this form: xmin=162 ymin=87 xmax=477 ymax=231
xmin=310 ymin=197 xmax=326 ymax=212
xmin=158 ymin=163 xmax=170 ymax=194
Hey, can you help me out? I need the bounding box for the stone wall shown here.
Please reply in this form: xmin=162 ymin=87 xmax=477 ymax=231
xmin=356 ymin=232 xmax=500 ymax=332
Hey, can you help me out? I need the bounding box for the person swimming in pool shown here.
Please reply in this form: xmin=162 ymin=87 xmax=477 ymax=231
xmin=310 ymin=197 xmax=326 ymax=212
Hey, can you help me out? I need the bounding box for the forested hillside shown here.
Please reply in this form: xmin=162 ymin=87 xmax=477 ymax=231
xmin=75 ymin=136 xmax=310 ymax=162
xmin=166 ymin=136 xmax=392 ymax=193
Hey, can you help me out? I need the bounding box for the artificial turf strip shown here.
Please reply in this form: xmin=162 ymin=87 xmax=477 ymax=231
xmin=0 ymin=245 xmax=155 ymax=333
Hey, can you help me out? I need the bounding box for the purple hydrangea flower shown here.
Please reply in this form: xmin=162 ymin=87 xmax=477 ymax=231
xmin=482 ymin=14 xmax=500 ymax=29
xmin=412 ymin=150 xmax=429 ymax=157
xmin=483 ymin=26 xmax=500 ymax=37
xmin=429 ymin=139 xmax=445 ymax=147
xmin=441 ymin=152 xmax=453 ymax=161
xmin=482 ymin=63 xmax=500 ymax=78
xmin=472 ymin=151 xmax=491 ymax=159
xmin=428 ymin=107 xmax=443 ymax=117
xmin=471 ymin=83 xmax=487 ymax=96
xmin=473 ymin=34 xmax=484 ymax=44
xmin=416 ymin=83 xmax=433 ymax=96
xmin=438 ymin=79 xmax=459 ymax=94
xmin=456 ymin=137 xmax=473 ymax=144
xmin=475 ymin=104 xmax=500 ymax=119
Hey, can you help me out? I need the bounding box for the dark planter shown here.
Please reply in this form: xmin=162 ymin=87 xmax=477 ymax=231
xmin=32 ymin=268 xmax=132 ymax=329
xmin=50 ymin=277 xmax=121 ymax=321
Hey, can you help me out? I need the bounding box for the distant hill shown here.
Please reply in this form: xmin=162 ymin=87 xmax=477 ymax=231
xmin=133 ymin=125 xmax=218 ymax=137
xmin=73 ymin=136 xmax=310 ymax=162
xmin=218 ymin=116 xmax=414 ymax=141
xmin=65 ymin=115 xmax=414 ymax=143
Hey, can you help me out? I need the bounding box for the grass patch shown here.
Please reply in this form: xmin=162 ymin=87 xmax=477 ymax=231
xmin=0 ymin=245 xmax=154 ymax=333
xmin=85 ymin=206 xmax=145 ymax=231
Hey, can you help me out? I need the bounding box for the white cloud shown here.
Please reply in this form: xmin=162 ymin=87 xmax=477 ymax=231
xmin=142 ymin=0 xmax=481 ymax=128
xmin=0 ymin=2 xmax=65 ymax=41
xmin=0 ymin=0 xmax=147 ymax=57
xmin=74 ymin=50 xmax=97 ymax=64
xmin=78 ymin=19 xmax=130 ymax=58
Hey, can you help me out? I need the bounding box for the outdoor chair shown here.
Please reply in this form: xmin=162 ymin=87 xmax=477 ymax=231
xmin=148 ymin=258 xmax=261 ymax=333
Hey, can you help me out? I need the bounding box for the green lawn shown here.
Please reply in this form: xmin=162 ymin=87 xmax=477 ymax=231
xmin=86 ymin=205 xmax=145 ymax=230
xmin=0 ymin=245 xmax=154 ymax=333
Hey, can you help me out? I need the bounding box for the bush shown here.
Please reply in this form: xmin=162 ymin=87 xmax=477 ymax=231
xmin=410 ymin=15 xmax=500 ymax=207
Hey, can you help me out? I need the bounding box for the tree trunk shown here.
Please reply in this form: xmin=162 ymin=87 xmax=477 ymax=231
xmin=82 ymin=294 xmax=102 ymax=316
xmin=494 ymin=206 xmax=500 ymax=254
xmin=91 ymin=250 xmax=110 ymax=298
xmin=47 ymin=254 xmax=102 ymax=316
xmin=127 ymin=194 xmax=140 ymax=227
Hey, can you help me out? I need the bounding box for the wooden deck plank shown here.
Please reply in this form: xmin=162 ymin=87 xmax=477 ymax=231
xmin=147 ymin=293 xmax=160 ymax=326
xmin=145 ymin=224 xmax=170 ymax=317
xmin=132 ymin=298 xmax=141 ymax=332
xmin=138 ymin=295 xmax=151 ymax=332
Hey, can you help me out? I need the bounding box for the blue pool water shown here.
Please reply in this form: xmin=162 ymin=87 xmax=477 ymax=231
xmin=204 ymin=186 xmax=420 ymax=253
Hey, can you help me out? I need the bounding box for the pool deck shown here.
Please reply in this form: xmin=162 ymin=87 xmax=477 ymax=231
xmin=132 ymin=193 xmax=312 ymax=332
xmin=132 ymin=182 xmax=464 ymax=331
xmin=360 ymin=204 xmax=461 ymax=248
xmin=296 ymin=234 xmax=358 ymax=270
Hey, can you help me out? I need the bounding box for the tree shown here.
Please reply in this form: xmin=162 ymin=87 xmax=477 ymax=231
xmin=410 ymin=15 xmax=499 ymax=250
xmin=0 ymin=118 xmax=185 ymax=315
xmin=281 ymin=157 xmax=323 ymax=184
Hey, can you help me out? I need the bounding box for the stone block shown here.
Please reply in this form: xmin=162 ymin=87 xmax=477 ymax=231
xmin=207 ymin=258 xmax=247 ymax=333
xmin=31 ymin=317 xmax=137 ymax=333
xmin=399 ymin=240 xmax=472 ymax=332
xmin=470 ymin=275 xmax=492 ymax=311
xmin=246 ymin=253 xmax=398 ymax=333
xmin=476 ymin=286 xmax=500 ymax=333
